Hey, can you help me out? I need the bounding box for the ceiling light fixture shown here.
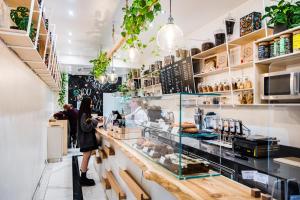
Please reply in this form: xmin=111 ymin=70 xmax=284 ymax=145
xmin=107 ymin=56 xmax=118 ymax=84
xmin=68 ymin=10 xmax=74 ymax=16
xmin=68 ymin=32 xmax=72 ymax=36
xmin=68 ymin=39 xmax=72 ymax=44
xmin=156 ymin=0 xmax=183 ymax=52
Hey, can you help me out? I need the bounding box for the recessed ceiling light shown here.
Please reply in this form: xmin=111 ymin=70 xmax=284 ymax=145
xmin=68 ymin=39 xmax=72 ymax=44
xmin=161 ymin=10 xmax=166 ymax=14
xmin=68 ymin=32 xmax=72 ymax=36
xmin=69 ymin=51 xmax=72 ymax=55
xmin=68 ymin=10 xmax=74 ymax=16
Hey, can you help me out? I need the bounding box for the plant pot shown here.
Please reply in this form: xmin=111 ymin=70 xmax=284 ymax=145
xmin=274 ymin=23 xmax=288 ymax=34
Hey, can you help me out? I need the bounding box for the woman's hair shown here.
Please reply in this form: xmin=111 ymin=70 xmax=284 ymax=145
xmin=79 ymin=97 xmax=92 ymax=119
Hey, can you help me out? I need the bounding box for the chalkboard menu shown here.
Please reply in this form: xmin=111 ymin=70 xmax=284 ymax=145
xmin=68 ymin=75 xmax=122 ymax=115
xmin=160 ymin=57 xmax=195 ymax=94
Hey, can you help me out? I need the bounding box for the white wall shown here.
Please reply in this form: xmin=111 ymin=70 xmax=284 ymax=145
xmin=0 ymin=40 xmax=56 ymax=200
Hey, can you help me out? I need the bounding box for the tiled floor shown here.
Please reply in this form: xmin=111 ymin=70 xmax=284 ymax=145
xmin=33 ymin=149 xmax=107 ymax=200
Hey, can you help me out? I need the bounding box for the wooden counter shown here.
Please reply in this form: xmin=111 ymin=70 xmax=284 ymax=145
xmin=96 ymin=128 xmax=258 ymax=200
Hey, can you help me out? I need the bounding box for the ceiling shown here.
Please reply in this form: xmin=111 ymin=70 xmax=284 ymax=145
xmin=45 ymin=0 xmax=248 ymax=75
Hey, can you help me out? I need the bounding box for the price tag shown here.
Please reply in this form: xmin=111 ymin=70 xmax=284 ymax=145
xmin=171 ymin=127 xmax=179 ymax=134
xmin=159 ymin=156 xmax=166 ymax=164
xmin=254 ymin=172 xmax=269 ymax=185
xmin=149 ymin=150 xmax=155 ymax=157
xmin=162 ymin=124 xmax=169 ymax=132
xmin=143 ymin=147 xmax=149 ymax=153
xmin=241 ymin=170 xmax=257 ymax=180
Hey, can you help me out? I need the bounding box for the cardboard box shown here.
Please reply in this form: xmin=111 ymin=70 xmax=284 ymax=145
xmin=240 ymin=12 xmax=262 ymax=37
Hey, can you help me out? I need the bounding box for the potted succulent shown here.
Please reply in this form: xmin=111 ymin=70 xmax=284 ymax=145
xmin=263 ymin=0 xmax=300 ymax=34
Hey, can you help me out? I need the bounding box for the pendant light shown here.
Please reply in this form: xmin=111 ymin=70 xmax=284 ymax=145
xmin=156 ymin=0 xmax=183 ymax=52
xmin=96 ymin=75 xmax=107 ymax=84
xmin=107 ymin=55 xmax=118 ymax=84
xmin=128 ymin=46 xmax=140 ymax=64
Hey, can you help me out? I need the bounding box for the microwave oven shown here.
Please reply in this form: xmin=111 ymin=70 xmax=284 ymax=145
xmin=261 ymin=71 xmax=300 ymax=100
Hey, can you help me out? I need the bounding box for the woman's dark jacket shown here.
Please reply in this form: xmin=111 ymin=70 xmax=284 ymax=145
xmin=78 ymin=113 xmax=98 ymax=152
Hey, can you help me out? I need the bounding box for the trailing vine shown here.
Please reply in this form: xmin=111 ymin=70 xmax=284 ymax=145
xmin=121 ymin=0 xmax=161 ymax=48
xmin=90 ymin=0 xmax=161 ymax=78
xmin=90 ymin=51 xmax=111 ymax=78
xmin=58 ymin=72 xmax=67 ymax=108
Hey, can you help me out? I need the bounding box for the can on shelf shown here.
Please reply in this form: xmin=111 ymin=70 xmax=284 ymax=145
xmin=293 ymin=30 xmax=300 ymax=53
xmin=274 ymin=38 xmax=280 ymax=57
xmin=258 ymin=42 xmax=270 ymax=60
xmin=269 ymin=40 xmax=275 ymax=58
xmin=280 ymin=33 xmax=292 ymax=55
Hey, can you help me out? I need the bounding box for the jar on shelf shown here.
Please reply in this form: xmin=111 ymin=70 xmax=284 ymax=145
xmin=293 ymin=29 xmax=300 ymax=53
xmin=269 ymin=40 xmax=275 ymax=58
xmin=218 ymin=82 xmax=224 ymax=91
xmin=280 ymin=33 xmax=292 ymax=55
xmin=202 ymin=39 xmax=215 ymax=51
xmin=197 ymin=83 xmax=203 ymax=93
xmin=258 ymin=42 xmax=270 ymax=60
xmin=202 ymin=84 xmax=208 ymax=93
xmin=224 ymin=81 xmax=230 ymax=91
xmin=232 ymin=78 xmax=238 ymax=90
xmin=274 ymin=38 xmax=280 ymax=57
xmin=213 ymin=83 xmax=219 ymax=92
xmin=208 ymin=84 xmax=214 ymax=92
xmin=243 ymin=77 xmax=252 ymax=89
xmin=237 ymin=78 xmax=244 ymax=89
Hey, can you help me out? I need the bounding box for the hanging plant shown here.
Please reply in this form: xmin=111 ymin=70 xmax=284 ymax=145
xmin=117 ymin=84 xmax=130 ymax=96
xmin=10 ymin=7 xmax=37 ymax=42
xmin=121 ymin=0 xmax=161 ymax=48
xmin=58 ymin=72 xmax=67 ymax=108
xmin=90 ymin=51 xmax=111 ymax=78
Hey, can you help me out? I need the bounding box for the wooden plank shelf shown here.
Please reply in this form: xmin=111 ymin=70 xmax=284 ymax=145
xmin=192 ymin=43 xmax=227 ymax=59
xmin=106 ymin=170 xmax=126 ymax=200
xmin=230 ymin=62 xmax=253 ymax=71
xmin=99 ymin=149 xmax=108 ymax=160
xmin=0 ymin=28 xmax=34 ymax=47
xmin=255 ymin=51 xmax=300 ymax=65
xmin=233 ymin=88 xmax=253 ymax=93
xmin=255 ymin=26 xmax=300 ymax=44
xmin=104 ymin=145 xmax=115 ymax=156
xmin=4 ymin=0 xmax=40 ymax=11
xmin=119 ymin=169 xmax=150 ymax=200
xmin=101 ymin=176 xmax=111 ymax=190
xmin=228 ymin=28 xmax=271 ymax=46
xmin=11 ymin=46 xmax=43 ymax=62
xmin=194 ymin=67 xmax=229 ymax=77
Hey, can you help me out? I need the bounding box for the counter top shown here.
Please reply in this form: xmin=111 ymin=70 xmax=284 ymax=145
xmin=96 ymin=128 xmax=258 ymax=200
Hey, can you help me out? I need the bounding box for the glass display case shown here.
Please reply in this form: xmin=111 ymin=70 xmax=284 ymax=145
xmin=104 ymin=92 xmax=236 ymax=180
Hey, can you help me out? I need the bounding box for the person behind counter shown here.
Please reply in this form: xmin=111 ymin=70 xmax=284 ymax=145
xmin=125 ymin=98 xmax=149 ymax=125
xmin=78 ymin=97 xmax=100 ymax=186
xmin=63 ymin=104 xmax=79 ymax=148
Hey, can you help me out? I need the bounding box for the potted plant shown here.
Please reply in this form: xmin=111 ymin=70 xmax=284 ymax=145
xmin=263 ymin=0 xmax=300 ymax=34
xmin=117 ymin=84 xmax=130 ymax=96
xmin=10 ymin=7 xmax=36 ymax=41
xmin=90 ymin=51 xmax=111 ymax=78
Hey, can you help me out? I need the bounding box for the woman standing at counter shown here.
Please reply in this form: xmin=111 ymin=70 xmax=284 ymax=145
xmin=78 ymin=97 xmax=99 ymax=186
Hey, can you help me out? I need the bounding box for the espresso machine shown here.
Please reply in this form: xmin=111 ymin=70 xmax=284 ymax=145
xmin=194 ymin=108 xmax=204 ymax=130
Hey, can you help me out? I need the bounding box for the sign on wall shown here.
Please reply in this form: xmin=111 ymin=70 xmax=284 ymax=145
xmin=68 ymin=75 xmax=122 ymax=115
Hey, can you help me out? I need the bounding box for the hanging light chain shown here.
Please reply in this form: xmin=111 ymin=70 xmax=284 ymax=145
xmin=168 ymin=0 xmax=174 ymax=24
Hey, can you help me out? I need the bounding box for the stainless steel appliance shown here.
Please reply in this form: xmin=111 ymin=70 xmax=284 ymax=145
xmin=261 ymin=71 xmax=300 ymax=100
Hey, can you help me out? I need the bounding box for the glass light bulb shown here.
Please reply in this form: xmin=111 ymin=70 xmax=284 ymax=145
xmin=157 ymin=23 xmax=183 ymax=52
xmin=107 ymin=72 xmax=118 ymax=84
xmin=97 ymin=75 xmax=107 ymax=84
xmin=128 ymin=47 xmax=140 ymax=63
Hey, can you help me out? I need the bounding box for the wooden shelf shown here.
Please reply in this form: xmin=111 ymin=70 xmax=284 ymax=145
xmin=255 ymin=51 xmax=300 ymax=65
xmin=119 ymin=169 xmax=150 ymax=200
xmin=0 ymin=28 xmax=34 ymax=47
xmin=230 ymin=62 xmax=253 ymax=70
xmin=233 ymin=88 xmax=253 ymax=93
xmin=11 ymin=46 xmax=43 ymax=62
xmin=4 ymin=0 xmax=40 ymax=11
xmin=192 ymin=43 xmax=227 ymax=59
xmin=106 ymin=170 xmax=126 ymax=200
xmin=101 ymin=176 xmax=111 ymax=190
xmin=104 ymin=145 xmax=115 ymax=156
xmin=229 ymin=29 xmax=271 ymax=46
xmin=256 ymin=26 xmax=300 ymax=44
xmin=194 ymin=68 xmax=229 ymax=77
xmin=99 ymin=149 xmax=108 ymax=160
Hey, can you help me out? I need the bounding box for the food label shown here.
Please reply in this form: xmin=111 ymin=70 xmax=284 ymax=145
xmin=294 ymin=34 xmax=300 ymax=50
xmin=142 ymin=147 xmax=149 ymax=153
xmin=171 ymin=127 xmax=180 ymax=134
xmin=241 ymin=170 xmax=257 ymax=180
xmin=149 ymin=150 xmax=155 ymax=156
xmin=159 ymin=156 xmax=166 ymax=164
xmin=254 ymin=172 xmax=269 ymax=184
